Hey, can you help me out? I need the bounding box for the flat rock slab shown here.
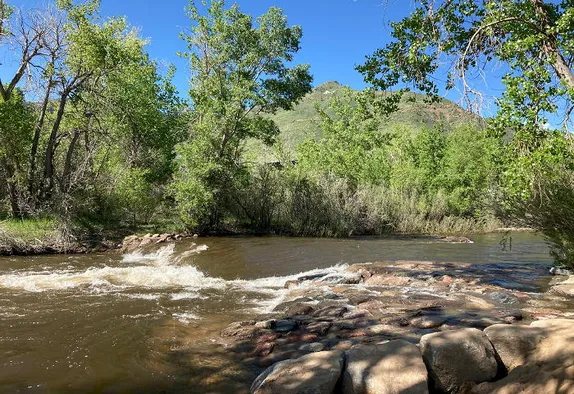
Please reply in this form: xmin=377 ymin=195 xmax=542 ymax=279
xmin=342 ymin=339 xmax=429 ymax=394
xmin=420 ymin=328 xmax=498 ymax=393
xmin=251 ymin=350 xmax=345 ymax=394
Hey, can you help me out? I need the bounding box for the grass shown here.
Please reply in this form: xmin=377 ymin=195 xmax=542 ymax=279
xmin=0 ymin=217 xmax=58 ymax=242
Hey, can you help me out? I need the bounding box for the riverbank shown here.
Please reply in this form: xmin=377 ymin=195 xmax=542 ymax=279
xmin=206 ymin=260 xmax=574 ymax=393
xmin=0 ymin=215 xmax=532 ymax=257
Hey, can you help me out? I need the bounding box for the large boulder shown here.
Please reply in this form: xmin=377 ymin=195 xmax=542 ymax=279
xmin=484 ymin=324 xmax=545 ymax=372
xmin=473 ymin=319 xmax=574 ymax=394
xmin=342 ymin=340 xmax=429 ymax=394
xmin=251 ymin=350 xmax=345 ymax=394
xmin=419 ymin=328 xmax=498 ymax=393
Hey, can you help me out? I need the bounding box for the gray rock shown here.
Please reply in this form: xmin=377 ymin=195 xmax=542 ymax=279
xmin=550 ymin=267 xmax=572 ymax=276
xmin=342 ymin=340 xmax=429 ymax=394
xmin=488 ymin=291 xmax=519 ymax=305
xmin=420 ymin=328 xmax=498 ymax=393
xmin=484 ymin=324 xmax=545 ymax=372
xmin=274 ymin=320 xmax=297 ymax=333
xmin=251 ymin=350 xmax=345 ymax=394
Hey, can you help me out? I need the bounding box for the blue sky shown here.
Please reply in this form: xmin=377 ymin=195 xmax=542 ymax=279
xmin=2 ymin=0 xmax=414 ymax=95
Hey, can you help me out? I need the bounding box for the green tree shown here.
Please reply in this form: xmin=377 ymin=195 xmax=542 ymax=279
xmin=358 ymin=0 xmax=574 ymax=265
xmin=173 ymin=0 xmax=312 ymax=229
xmin=298 ymin=87 xmax=390 ymax=185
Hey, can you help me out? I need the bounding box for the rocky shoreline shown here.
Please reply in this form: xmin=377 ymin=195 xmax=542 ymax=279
xmin=215 ymin=260 xmax=574 ymax=393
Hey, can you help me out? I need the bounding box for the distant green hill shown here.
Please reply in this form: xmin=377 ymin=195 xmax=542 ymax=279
xmin=245 ymin=81 xmax=482 ymax=162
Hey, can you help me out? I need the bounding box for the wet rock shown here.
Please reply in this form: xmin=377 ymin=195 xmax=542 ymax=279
xmin=284 ymin=280 xmax=300 ymax=289
xmin=342 ymin=340 xmax=429 ymax=394
xmin=420 ymin=328 xmax=498 ymax=393
xmin=273 ymin=298 xmax=313 ymax=312
xmin=298 ymin=273 xmax=328 ymax=282
xmin=221 ymin=321 xmax=258 ymax=337
xmin=298 ymin=342 xmax=325 ymax=352
xmin=251 ymin=350 xmax=345 ymax=394
xmin=274 ymin=320 xmax=297 ymax=333
xmin=484 ymin=324 xmax=545 ymax=372
xmin=313 ymin=305 xmax=348 ymax=319
xmin=285 ymin=304 xmax=314 ymax=317
xmin=488 ymin=291 xmax=519 ymax=305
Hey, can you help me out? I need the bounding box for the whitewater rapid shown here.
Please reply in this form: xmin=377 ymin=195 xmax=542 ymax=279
xmin=0 ymin=243 xmax=354 ymax=316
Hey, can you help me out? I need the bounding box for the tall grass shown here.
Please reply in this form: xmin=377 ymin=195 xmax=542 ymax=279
xmin=232 ymin=169 xmax=501 ymax=236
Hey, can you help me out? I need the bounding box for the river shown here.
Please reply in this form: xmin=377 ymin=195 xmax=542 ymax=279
xmin=0 ymin=233 xmax=552 ymax=393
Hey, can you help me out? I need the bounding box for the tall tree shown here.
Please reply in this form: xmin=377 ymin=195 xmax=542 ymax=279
xmin=173 ymin=0 xmax=312 ymax=228
xmin=358 ymin=0 xmax=574 ymax=265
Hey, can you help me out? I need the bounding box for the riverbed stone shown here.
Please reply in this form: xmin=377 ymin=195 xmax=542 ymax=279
xmin=342 ymin=339 xmax=429 ymax=394
xmin=313 ymin=305 xmax=348 ymax=319
xmin=420 ymin=328 xmax=498 ymax=393
xmin=285 ymin=304 xmax=314 ymax=317
xmin=274 ymin=320 xmax=297 ymax=333
xmin=551 ymin=275 xmax=574 ymax=297
xmin=250 ymin=350 xmax=345 ymax=394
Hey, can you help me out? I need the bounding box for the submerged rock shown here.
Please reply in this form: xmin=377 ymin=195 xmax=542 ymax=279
xmin=342 ymin=340 xmax=429 ymax=394
xmin=420 ymin=328 xmax=498 ymax=393
xmin=250 ymin=350 xmax=345 ymax=394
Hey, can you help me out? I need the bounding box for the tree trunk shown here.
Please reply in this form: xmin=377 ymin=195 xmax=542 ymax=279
xmin=531 ymin=0 xmax=574 ymax=90
xmin=28 ymin=80 xmax=53 ymax=200
xmin=61 ymin=129 xmax=80 ymax=193
xmin=42 ymin=92 xmax=68 ymax=198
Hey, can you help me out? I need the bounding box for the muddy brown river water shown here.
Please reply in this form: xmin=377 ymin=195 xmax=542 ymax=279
xmin=0 ymin=234 xmax=554 ymax=393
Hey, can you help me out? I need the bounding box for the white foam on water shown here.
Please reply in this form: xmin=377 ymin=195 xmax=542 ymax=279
xmin=0 ymin=264 xmax=227 ymax=293
xmin=170 ymin=292 xmax=204 ymax=301
xmin=0 ymin=244 xmax=356 ymax=321
xmin=172 ymin=312 xmax=200 ymax=323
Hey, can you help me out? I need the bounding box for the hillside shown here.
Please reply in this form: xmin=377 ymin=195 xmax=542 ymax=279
xmin=246 ymin=81 xmax=482 ymax=162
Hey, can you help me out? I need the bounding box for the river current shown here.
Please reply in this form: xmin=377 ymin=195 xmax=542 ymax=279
xmin=0 ymin=234 xmax=552 ymax=393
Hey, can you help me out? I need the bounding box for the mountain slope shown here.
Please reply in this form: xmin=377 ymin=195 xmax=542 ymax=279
xmin=246 ymin=81 xmax=482 ymax=161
